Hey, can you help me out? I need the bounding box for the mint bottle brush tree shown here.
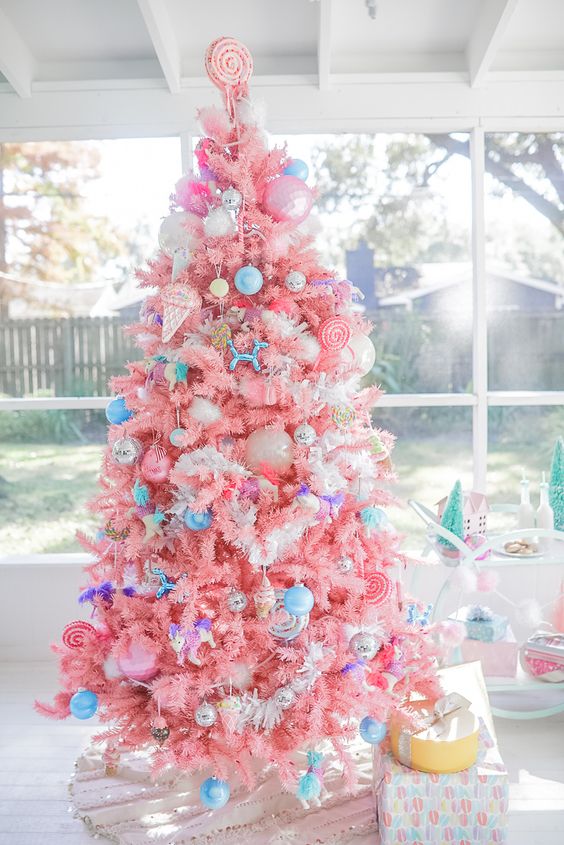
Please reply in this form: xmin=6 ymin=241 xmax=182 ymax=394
xmin=549 ymin=437 xmax=564 ymax=531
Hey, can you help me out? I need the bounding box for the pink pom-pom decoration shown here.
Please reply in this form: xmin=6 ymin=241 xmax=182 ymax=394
xmin=174 ymin=175 xmax=212 ymax=217
xmin=476 ymin=569 xmax=500 ymax=593
xmin=365 ymin=571 xmax=393 ymax=607
xmin=318 ymin=317 xmax=352 ymax=352
xmin=263 ymin=175 xmax=313 ymax=225
xmin=205 ymin=37 xmax=253 ymax=111
xmin=451 ymin=566 xmax=477 ymax=592
xmin=437 ymin=620 xmax=467 ymax=648
xmin=62 ymin=620 xmax=97 ymax=650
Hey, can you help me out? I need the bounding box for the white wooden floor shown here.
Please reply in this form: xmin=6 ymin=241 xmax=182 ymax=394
xmin=0 ymin=663 xmax=563 ymax=845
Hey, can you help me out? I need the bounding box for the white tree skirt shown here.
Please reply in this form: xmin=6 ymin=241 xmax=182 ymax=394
xmin=70 ymin=741 xmax=378 ymax=845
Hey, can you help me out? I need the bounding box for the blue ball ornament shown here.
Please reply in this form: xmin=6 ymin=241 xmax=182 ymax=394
xmin=359 ymin=716 xmax=387 ymax=745
xmin=283 ymin=158 xmax=309 ymax=181
xmin=105 ymin=396 xmax=132 ymax=425
xmin=283 ymin=584 xmax=314 ymax=617
xmin=200 ymin=776 xmax=230 ymax=809
xmin=184 ymin=509 xmax=213 ymax=531
xmin=234 ymin=265 xmax=264 ymax=295
xmin=70 ymin=689 xmax=99 ymax=720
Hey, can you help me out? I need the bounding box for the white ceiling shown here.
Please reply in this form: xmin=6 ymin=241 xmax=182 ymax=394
xmin=1 ymin=0 xmax=563 ymax=95
xmin=0 ymin=0 xmax=563 ymax=137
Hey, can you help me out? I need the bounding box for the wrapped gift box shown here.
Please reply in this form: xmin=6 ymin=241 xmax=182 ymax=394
xmin=376 ymin=661 xmax=507 ymax=844
xmin=460 ymin=628 xmax=518 ymax=678
xmin=374 ymin=744 xmax=508 ymax=845
xmin=450 ymin=606 xmax=508 ymax=643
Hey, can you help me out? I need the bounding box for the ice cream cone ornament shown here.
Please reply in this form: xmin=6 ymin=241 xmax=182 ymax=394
xmin=254 ymin=568 xmax=276 ymax=619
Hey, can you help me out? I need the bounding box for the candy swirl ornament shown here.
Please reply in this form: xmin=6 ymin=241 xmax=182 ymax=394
xmin=205 ymin=37 xmax=253 ymax=115
xmin=318 ymin=317 xmax=352 ymax=352
xmin=365 ymin=571 xmax=393 ymax=607
xmin=268 ymin=589 xmax=309 ymax=641
xmin=62 ymin=620 xmax=97 ymax=650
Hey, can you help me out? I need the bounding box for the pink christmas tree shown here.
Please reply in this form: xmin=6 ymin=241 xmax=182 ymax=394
xmin=38 ymin=38 xmax=440 ymax=807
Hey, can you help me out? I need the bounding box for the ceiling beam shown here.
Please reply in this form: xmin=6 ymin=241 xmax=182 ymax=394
xmin=0 ymin=7 xmax=34 ymax=98
xmin=136 ymin=0 xmax=181 ymax=94
xmin=467 ymin=0 xmax=520 ymax=88
xmin=317 ymin=0 xmax=333 ymax=91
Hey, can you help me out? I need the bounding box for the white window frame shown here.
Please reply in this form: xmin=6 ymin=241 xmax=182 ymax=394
xmin=1 ymin=124 xmax=563 ymax=563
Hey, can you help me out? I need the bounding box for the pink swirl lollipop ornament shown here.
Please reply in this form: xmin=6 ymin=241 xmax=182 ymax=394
xmin=205 ymin=37 xmax=253 ymax=117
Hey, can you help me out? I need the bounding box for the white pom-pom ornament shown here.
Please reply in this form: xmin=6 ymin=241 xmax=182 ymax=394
xmin=245 ymin=428 xmax=294 ymax=474
xmin=158 ymin=211 xmax=203 ymax=257
xmin=294 ymin=334 xmax=321 ymax=363
xmin=188 ymin=397 xmax=222 ymax=425
xmin=204 ymin=206 xmax=237 ymax=237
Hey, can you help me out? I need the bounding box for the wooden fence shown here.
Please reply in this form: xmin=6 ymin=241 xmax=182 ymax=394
xmin=0 ymin=311 xmax=563 ymax=399
xmin=0 ymin=317 xmax=137 ymax=397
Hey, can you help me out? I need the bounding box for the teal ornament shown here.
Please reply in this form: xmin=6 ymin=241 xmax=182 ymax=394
xmin=283 ymin=584 xmax=314 ymax=617
xmin=105 ymin=396 xmax=132 ymax=425
xmin=200 ymin=776 xmax=230 ymax=809
xmin=283 ymin=158 xmax=309 ymax=181
xmin=184 ymin=509 xmax=213 ymax=531
xmin=360 ymin=506 xmax=386 ymax=529
xmin=234 ymin=265 xmax=263 ymax=295
xmin=133 ymin=478 xmax=150 ymax=507
xmin=359 ymin=716 xmax=387 ymax=745
xmin=70 ymin=689 xmax=98 ymax=720
xmin=227 ymin=338 xmax=268 ymax=372
xmin=169 ymin=427 xmax=186 ymax=446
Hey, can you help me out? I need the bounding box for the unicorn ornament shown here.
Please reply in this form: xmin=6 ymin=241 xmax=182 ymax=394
xmin=297 ymin=750 xmax=328 ymax=809
xmin=169 ymin=619 xmax=216 ymax=666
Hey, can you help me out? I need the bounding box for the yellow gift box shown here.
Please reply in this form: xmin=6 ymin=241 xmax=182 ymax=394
xmin=390 ymin=691 xmax=479 ymax=774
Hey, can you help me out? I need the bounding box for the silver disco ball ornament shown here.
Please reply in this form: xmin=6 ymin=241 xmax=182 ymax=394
xmin=222 ymin=186 xmax=243 ymax=212
xmin=294 ymin=423 xmax=317 ymax=447
xmin=227 ymin=590 xmax=248 ymax=612
xmin=349 ymin=631 xmax=379 ymax=661
xmin=284 ymin=270 xmax=307 ymax=292
xmin=111 ymin=436 xmax=143 ymax=466
xmin=273 ymin=686 xmax=295 ymax=710
xmin=195 ymin=702 xmax=218 ymax=728
xmin=339 ymin=555 xmax=354 ymax=573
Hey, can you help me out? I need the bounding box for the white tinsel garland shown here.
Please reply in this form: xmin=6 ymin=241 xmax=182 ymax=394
xmin=237 ymin=642 xmax=334 ymax=732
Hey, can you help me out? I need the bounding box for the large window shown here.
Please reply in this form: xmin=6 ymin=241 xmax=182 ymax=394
xmin=1 ymin=130 xmax=562 ymax=557
xmin=0 ymin=137 xmax=182 ymax=555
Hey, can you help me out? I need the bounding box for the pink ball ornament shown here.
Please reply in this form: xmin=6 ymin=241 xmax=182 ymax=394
xmin=141 ymin=444 xmax=172 ymax=483
xmin=245 ymin=428 xmax=294 ymax=475
xmin=263 ymin=176 xmax=313 ymax=224
xmin=117 ymin=641 xmax=160 ymax=681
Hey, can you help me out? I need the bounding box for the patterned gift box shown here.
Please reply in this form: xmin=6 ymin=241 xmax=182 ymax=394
xmin=450 ymin=606 xmax=508 ymax=643
xmin=374 ymin=744 xmax=508 ymax=845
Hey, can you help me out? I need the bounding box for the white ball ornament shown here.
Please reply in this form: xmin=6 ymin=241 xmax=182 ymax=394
xmin=245 ymin=428 xmax=294 ymax=474
xmin=158 ymin=211 xmax=202 ymax=257
xmin=285 ymin=270 xmax=307 ymax=293
xmin=195 ymin=702 xmax=218 ymax=728
xmin=294 ymin=423 xmax=317 ymax=447
xmin=341 ymin=332 xmax=376 ymax=377
xmin=294 ymin=333 xmax=321 ymax=364
xmin=204 ymin=206 xmax=237 ymax=238
xmin=188 ymin=397 xmax=222 ymax=425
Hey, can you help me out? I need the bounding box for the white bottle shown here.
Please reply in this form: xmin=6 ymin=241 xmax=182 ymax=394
xmin=537 ymin=472 xmax=554 ymax=531
xmin=518 ymin=472 xmax=535 ymax=530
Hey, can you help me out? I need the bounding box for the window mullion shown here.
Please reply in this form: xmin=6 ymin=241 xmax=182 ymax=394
xmin=470 ymin=127 xmax=488 ymax=492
